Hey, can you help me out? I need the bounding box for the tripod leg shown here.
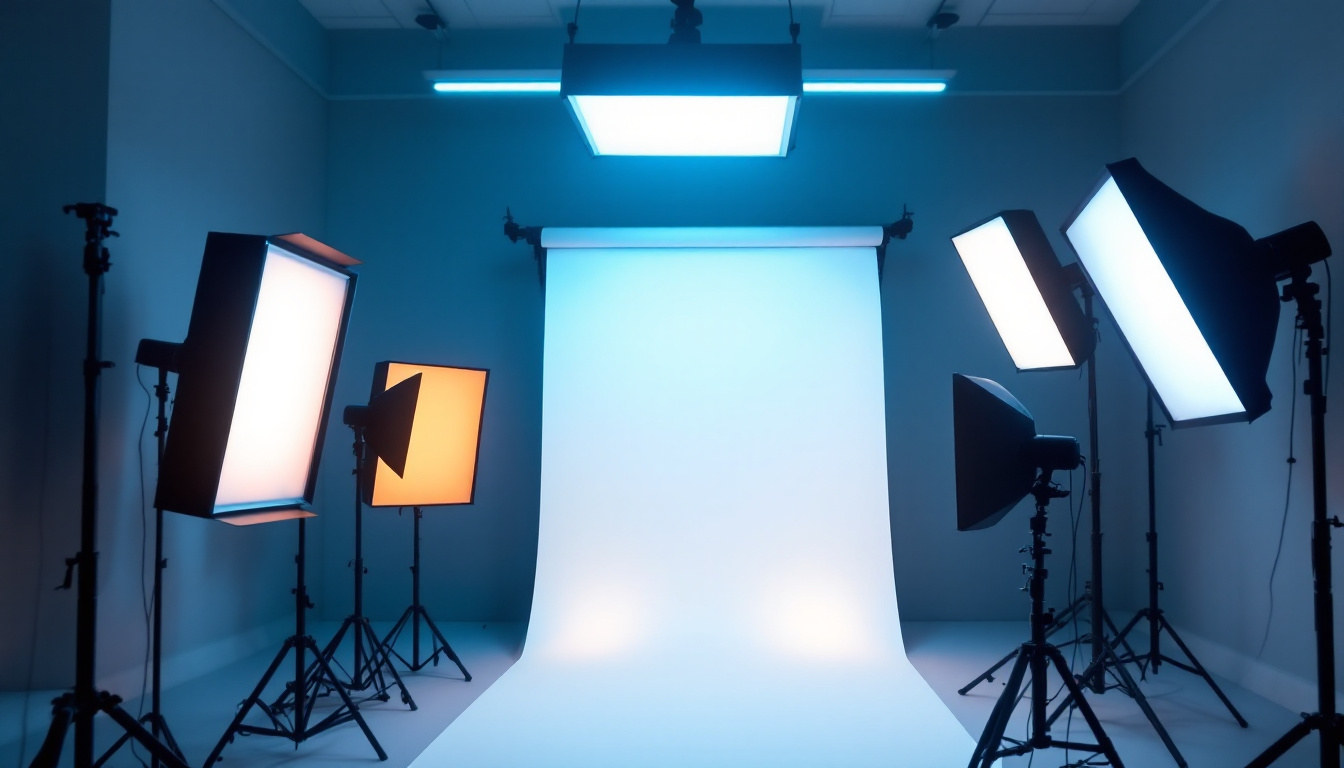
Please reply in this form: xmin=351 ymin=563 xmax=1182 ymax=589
xmin=304 ymin=639 xmax=388 ymax=761
xmin=28 ymin=696 xmax=75 ymax=768
xmin=421 ymin=609 xmax=472 ymax=680
xmin=150 ymin=713 xmax=187 ymax=762
xmin=92 ymin=710 xmax=188 ymax=768
xmin=1102 ymin=636 xmax=1187 ymax=767
xmin=95 ymin=695 xmax=190 ymax=768
xmin=1244 ymin=718 xmax=1314 ymax=768
xmin=204 ymin=639 xmax=295 ymax=768
xmin=1111 ymin=609 xmax=1152 ymax=677
xmin=1104 ymin=608 xmax=1143 ymax=670
xmin=1157 ymin=614 xmax=1248 ymax=727
xmin=357 ymin=618 xmax=417 ymax=709
xmin=91 ymin=729 xmax=134 ymax=768
xmin=379 ymin=605 xmax=417 ymax=669
xmin=968 ymin=648 xmax=1031 ymax=768
xmin=1046 ymin=646 xmax=1125 ymax=768
xmin=958 ymin=647 xmax=1019 ymax=695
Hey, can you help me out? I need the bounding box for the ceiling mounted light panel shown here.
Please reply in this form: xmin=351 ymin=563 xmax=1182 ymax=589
xmin=560 ymin=44 xmax=803 ymax=157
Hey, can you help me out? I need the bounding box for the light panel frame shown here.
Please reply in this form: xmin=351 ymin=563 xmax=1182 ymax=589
xmin=1062 ymin=158 xmax=1279 ymax=427
xmin=952 ymin=210 xmax=1095 ymax=372
xmin=156 ymin=233 xmax=358 ymax=523
xmin=364 ymin=361 xmax=489 ymax=508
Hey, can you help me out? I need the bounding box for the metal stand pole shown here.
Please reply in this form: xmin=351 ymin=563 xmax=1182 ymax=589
xmin=379 ymin=508 xmax=472 ymax=678
xmin=92 ymin=364 xmax=187 ymax=768
xmin=296 ymin=427 xmax=416 ymax=707
xmin=1244 ymin=271 xmax=1344 ymax=768
xmin=1110 ymin=391 xmax=1248 ymax=727
xmin=29 ymin=203 xmax=189 ymax=768
xmin=968 ymin=473 xmax=1123 ymax=768
xmin=203 ymin=518 xmax=386 ymax=768
xmin=961 ymin=289 xmax=1186 ymax=766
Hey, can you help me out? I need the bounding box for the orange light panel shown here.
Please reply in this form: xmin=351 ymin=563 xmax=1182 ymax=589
xmin=369 ymin=363 xmax=487 ymax=507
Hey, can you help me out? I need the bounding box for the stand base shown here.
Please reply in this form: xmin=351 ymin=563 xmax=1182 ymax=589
xmin=380 ymin=604 xmax=472 ymax=679
xmin=203 ymin=634 xmax=386 ymax=768
xmin=1113 ymin=607 xmax=1248 ymax=727
xmin=961 ymin=592 xmax=1188 ymax=767
xmin=92 ymin=711 xmax=186 ymax=768
xmin=29 ymin=690 xmax=190 ymax=768
xmin=304 ymin=615 xmax=417 ymax=708
xmin=969 ymin=640 xmax=1124 ymax=768
xmin=1245 ymin=713 xmax=1344 ymax=768
xmin=1049 ymin=616 xmax=1188 ymax=767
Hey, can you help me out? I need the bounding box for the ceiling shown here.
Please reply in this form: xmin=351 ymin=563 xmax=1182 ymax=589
xmin=297 ymin=0 xmax=1143 ymax=31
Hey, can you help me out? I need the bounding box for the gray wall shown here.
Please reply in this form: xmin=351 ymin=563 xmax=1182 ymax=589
xmin=321 ymin=91 xmax=1135 ymax=627
xmin=0 ymin=0 xmax=112 ymax=692
xmin=1121 ymin=0 xmax=1344 ymax=705
xmin=0 ymin=0 xmax=329 ymax=696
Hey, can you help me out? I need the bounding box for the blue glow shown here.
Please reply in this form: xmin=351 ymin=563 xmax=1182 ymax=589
xmin=567 ymin=95 xmax=797 ymax=157
xmin=803 ymin=81 xmax=946 ymax=93
xmin=433 ymin=81 xmax=561 ymax=94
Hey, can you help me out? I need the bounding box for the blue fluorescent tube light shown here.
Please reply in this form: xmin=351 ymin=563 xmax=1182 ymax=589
xmin=426 ymin=70 xmax=562 ymax=94
xmin=433 ymin=81 xmax=560 ymax=93
xmin=426 ymin=68 xmax=951 ymax=101
xmin=802 ymin=70 xmax=953 ymax=94
xmin=803 ymin=81 xmax=944 ymax=93
xmin=560 ymin=44 xmax=803 ymax=157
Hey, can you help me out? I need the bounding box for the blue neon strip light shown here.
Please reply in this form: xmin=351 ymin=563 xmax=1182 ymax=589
xmin=802 ymin=81 xmax=946 ymax=93
xmin=428 ymin=74 xmax=950 ymax=95
xmin=433 ymin=81 xmax=562 ymax=94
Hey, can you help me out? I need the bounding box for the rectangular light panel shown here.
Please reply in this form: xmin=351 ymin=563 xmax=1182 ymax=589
xmin=410 ymin=228 xmax=975 ymax=767
xmin=566 ymin=95 xmax=798 ymax=157
xmin=369 ymin=363 xmax=488 ymax=507
xmin=1065 ymin=176 xmax=1244 ymax=421
xmin=952 ymin=216 xmax=1077 ymax=370
xmin=213 ymin=245 xmax=350 ymax=512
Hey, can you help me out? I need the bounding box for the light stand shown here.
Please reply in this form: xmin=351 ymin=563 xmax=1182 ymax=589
xmin=379 ymin=507 xmax=472 ymax=677
xmin=969 ymin=471 xmax=1124 ymax=768
xmin=1244 ymin=266 xmax=1343 ymax=768
xmin=958 ymin=277 xmax=1186 ymax=766
xmin=303 ymin=418 xmax=416 ymax=706
xmin=29 ymin=204 xmax=189 ymax=768
xmin=203 ymin=517 xmax=386 ymax=768
xmin=91 ymin=342 xmax=189 ymax=768
xmin=1108 ymin=390 xmax=1248 ymax=727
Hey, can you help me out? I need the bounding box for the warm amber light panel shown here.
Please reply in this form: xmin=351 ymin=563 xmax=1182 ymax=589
xmin=370 ymin=363 xmax=487 ymax=507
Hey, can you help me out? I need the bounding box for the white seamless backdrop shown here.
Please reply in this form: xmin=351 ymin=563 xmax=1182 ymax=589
xmin=410 ymin=228 xmax=975 ymax=767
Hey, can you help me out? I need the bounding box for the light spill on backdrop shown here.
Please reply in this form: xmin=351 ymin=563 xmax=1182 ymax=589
xmin=409 ymin=227 xmax=974 ymax=767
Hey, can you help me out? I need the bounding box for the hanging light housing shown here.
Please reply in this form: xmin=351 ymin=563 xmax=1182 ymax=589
xmin=560 ymin=43 xmax=803 ymax=157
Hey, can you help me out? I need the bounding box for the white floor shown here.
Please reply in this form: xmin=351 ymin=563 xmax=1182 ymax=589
xmin=2 ymin=620 xmax=1329 ymax=768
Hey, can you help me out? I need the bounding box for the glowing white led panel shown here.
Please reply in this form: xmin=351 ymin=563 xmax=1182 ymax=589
xmin=953 ymin=217 xmax=1076 ymax=370
xmin=1067 ymin=177 xmax=1244 ymax=421
xmin=214 ymin=245 xmax=349 ymax=512
xmin=566 ymin=95 xmax=797 ymax=157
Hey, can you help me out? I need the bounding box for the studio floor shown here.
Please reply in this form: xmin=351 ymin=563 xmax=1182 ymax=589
xmin=1 ymin=620 xmax=1325 ymax=768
